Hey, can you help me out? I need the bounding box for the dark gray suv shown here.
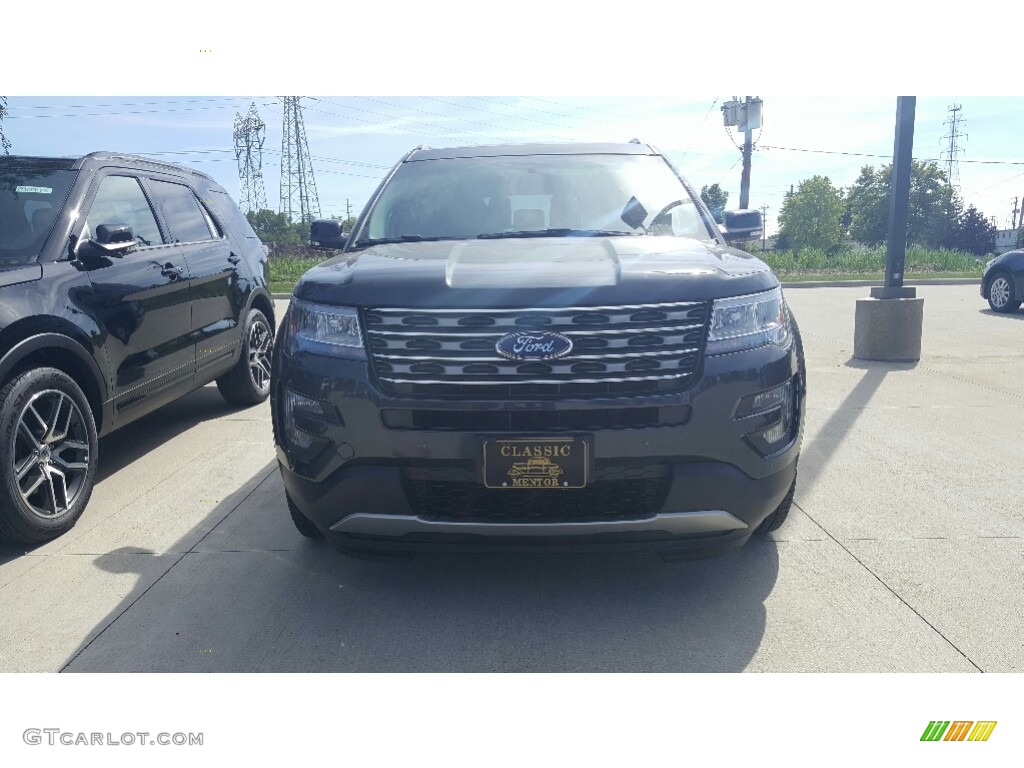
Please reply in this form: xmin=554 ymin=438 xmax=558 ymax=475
xmin=271 ymin=142 xmax=805 ymax=560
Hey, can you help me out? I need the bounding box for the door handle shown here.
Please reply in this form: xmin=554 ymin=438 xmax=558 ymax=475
xmin=227 ymin=252 xmax=241 ymax=264
xmin=160 ymin=264 xmax=183 ymax=279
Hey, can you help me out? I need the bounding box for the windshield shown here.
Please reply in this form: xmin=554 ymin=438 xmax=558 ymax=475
xmin=0 ymin=160 xmax=78 ymax=267
xmin=355 ymin=153 xmax=716 ymax=246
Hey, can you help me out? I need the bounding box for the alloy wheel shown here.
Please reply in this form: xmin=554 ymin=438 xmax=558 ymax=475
xmin=248 ymin=318 xmax=273 ymax=392
xmin=12 ymin=390 xmax=91 ymax=519
xmin=990 ymin=276 xmax=1010 ymax=308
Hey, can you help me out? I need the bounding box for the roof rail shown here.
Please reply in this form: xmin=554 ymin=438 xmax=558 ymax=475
xmin=82 ymin=151 xmax=213 ymax=180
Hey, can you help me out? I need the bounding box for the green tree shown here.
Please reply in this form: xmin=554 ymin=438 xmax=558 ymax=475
xmin=341 ymin=216 xmax=357 ymax=233
xmin=948 ymin=204 xmax=996 ymax=255
xmin=699 ymin=183 xmax=729 ymax=223
xmin=0 ymin=97 xmax=11 ymax=155
xmin=845 ymin=161 xmax=959 ymax=249
xmin=245 ymin=209 xmax=306 ymax=248
xmin=776 ymin=175 xmax=845 ymax=251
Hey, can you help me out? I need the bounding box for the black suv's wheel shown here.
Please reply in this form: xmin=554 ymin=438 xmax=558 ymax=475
xmin=757 ymin=469 xmax=797 ymax=534
xmin=987 ymin=272 xmax=1021 ymax=313
xmin=0 ymin=368 xmax=99 ymax=544
xmin=286 ymin=492 xmax=324 ymax=540
xmin=217 ymin=308 xmax=274 ymax=405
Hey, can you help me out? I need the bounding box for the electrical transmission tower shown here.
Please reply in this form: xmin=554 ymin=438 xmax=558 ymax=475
xmin=233 ymin=102 xmax=268 ymax=214
xmin=940 ymin=104 xmax=967 ymax=191
xmin=279 ymin=96 xmax=321 ymax=224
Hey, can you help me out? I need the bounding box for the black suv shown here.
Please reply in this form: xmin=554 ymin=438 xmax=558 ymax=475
xmin=0 ymin=153 xmax=275 ymax=543
xmin=272 ymin=142 xmax=805 ymax=560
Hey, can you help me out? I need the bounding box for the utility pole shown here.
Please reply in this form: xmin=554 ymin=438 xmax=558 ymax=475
xmin=1012 ymin=197 xmax=1019 ymax=230
xmin=233 ymin=103 xmax=268 ymax=214
xmin=854 ymin=96 xmax=923 ymax=363
xmin=346 ymin=199 xmax=352 ymax=224
xmin=1017 ymin=189 xmax=1024 ymax=246
xmin=721 ymin=96 xmax=762 ymax=210
xmin=940 ymin=104 xmax=967 ymax=191
xmin=884 ymin=97 xmax=916 ymax=292
xmin=759 ymin=204 xmax=770 ymax=251
xmin=279 ymin=96 xmax=321 ymax=225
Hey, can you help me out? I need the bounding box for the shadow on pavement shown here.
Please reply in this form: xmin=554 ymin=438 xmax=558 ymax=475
xmin=797 ymin=358 xmax=914 ymax=494
xmin=96 ymin=385 xmax=248 ymax=483
xmin=61 ymin=461 xmax=782 ymax=673
xmin=0 ymin=386 xmax=242 ymax=567
xmin=978 ymin=308 xmax=1024 ymax=321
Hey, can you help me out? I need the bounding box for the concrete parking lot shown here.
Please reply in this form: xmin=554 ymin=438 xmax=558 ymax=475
xmin=0 ymin=286 xmax=1020 ymax=673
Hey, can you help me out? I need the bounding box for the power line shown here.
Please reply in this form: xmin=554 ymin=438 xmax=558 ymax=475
xmin=306 ymin=98 xmax=511 ymax=144
xmin=678 ymin=98 xmax=720 ymax=159
xmin=760 ymin=144 xmax=1024 ymax=166
xmin=351 ymin=96 xmax=564 ymax=142
xmin=5 ymin=97 xmax=257 ymax=112
xmin=519 ymin=96 xmax=656 ymax=123
xmin=418 ymin=96 xmax=583 ymax=133
xmin=2 ymin=103 xmax=265 ymax=120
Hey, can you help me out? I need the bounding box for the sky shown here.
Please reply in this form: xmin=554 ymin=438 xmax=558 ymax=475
xmin=5 ymin=95 xmax=1021 ymax=238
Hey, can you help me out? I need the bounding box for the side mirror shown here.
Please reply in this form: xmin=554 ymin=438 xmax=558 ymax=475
xmin=79 ymin=223 xmax=136 ymax=261
xmin=721 ymin=209 xmax=763 ymax=243
xmin=310 ymin=219 xmax=347 ymax=250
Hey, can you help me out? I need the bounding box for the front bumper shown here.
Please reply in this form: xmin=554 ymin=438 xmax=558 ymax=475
xmin=271 ymin=334 xmax=805 ymax=557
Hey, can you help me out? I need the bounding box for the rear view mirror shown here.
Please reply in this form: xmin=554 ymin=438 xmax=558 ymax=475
xmin=310 ymin=219 xmax=347 ymax=250
xmin=721 ymin=209 xmax=763 ymax=243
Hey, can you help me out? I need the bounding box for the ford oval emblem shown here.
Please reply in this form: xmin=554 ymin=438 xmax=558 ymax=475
xmin=495 ymin=331 xmax=574 ymax=361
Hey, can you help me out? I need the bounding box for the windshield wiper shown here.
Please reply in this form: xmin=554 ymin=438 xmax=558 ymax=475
xmin=350 ymin=234 xmax=468 ymax=249
xmin=476 ymin=228 xmax=642 ymax=239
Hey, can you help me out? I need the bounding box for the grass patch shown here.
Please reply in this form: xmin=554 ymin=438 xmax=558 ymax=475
xmin=775 ymin=271 xmax=981 ymax=282
xmin=268 ymin=255 xmax=333 ymax=294
xmin=265 ymin=247 xmax=986 ymax=294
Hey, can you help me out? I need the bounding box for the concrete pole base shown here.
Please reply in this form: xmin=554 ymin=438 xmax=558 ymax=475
xmin=854 ymin=292 xmax=924 ymax=362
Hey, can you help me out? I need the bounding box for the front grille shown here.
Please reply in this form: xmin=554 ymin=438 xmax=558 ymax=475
xmin=364 ymin=302 xmax=709 ymax=397
xmin=402 ymin=464 xmax=670 ymax=522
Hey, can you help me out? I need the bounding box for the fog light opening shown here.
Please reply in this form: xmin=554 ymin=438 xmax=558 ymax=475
xmin=284 ymin=389 xmax=333 ymax=450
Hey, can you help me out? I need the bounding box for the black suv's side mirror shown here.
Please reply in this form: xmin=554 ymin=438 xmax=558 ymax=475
xmin=78 ymin=223 xmax=137 ymax=261
xmin=94 ymin=224 xmax=136 ymax=254
xmin=721 ymin=209 xmax=763 ymax=244
xmin=310 ymin=219 xmax=347 ymax=250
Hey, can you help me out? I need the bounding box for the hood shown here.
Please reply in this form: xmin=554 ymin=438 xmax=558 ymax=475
xmin=293 ymin=236 xmax=778 ymax=308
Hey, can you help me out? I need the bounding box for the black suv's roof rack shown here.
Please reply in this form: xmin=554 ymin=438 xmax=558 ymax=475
xmin=80 ymin=151 xmax=214 ymax=180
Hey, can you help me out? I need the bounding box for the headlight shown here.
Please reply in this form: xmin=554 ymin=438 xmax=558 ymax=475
xmin=706 ymin=286 xmax=791 ymax=355
xmin=286 ymin=300 xmax=366 ymax=359
xmin=984 ymin=258 xmax=996 ymax=273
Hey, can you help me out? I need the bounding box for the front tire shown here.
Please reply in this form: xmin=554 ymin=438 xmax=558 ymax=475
xmin=0 ymin=368 xmax=99 ymax=544
xmin=987 ymin=272 xmax=1021 ymax=313
xmin=217 ymin=308 xmax=274 ymax=405
xmin=287 ymin=492 xmax=324 ymax=540
xmin=757 ymin=469 xmax=796 ymax=534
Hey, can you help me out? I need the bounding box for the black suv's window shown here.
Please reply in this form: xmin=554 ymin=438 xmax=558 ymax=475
xmin=84 ymin=175 xmax=164 ymax=247
xmin=0 ymin=161 xmax=78 ymax=267
xmin=148 ymin=179 xmax=215 ymax=243
xmin=356 ymin=153 xmax=715 ymax=245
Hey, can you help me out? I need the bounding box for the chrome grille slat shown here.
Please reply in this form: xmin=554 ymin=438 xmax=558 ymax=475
xmin=364 ymin=302 xmax=709 ymax=396
xmin=373 ymin=348 xmax=699 ymax=363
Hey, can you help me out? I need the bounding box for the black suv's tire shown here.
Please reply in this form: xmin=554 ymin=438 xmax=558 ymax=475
xmin=216 ymin=308 xmax=274 ymax=405
xmin=0 ymin=368 xmax=99 ymax=544
xmin=286 ymin=492 xmax=324 ymax=540
xmin=986 ymin=271 xmax=1021 ymax=313
xmin=757 ymin=468 xmax=797 ymax=534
